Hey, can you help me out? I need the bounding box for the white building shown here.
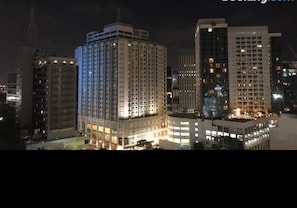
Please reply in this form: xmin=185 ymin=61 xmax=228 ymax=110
xmin=75 ymin=22 xmax=167 ymax=150
xmin=165 ymin=115 xmax=271 ymax=150
xmin=228 ymin=26 xmax=272 ymax=114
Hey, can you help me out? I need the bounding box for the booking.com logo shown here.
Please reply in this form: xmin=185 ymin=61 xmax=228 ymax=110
xmin=222 ymin=0 xmax=295 ymax=4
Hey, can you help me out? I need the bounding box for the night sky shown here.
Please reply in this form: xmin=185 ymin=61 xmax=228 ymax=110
xmin=0 ymin=0 xmax=296 ymax=83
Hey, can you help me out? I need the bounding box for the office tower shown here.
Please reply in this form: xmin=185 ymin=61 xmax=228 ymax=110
xmin=228 ymin=26 xmax=272 ymax=115
xmin=32 ymin=56 xmax=77 ymax=140
xmin=177 ymin=55 xmax=196 ymax=113
xmin=269 ymin=33 xmax=284 ymax=113
xmin=75 ymin=22 xmax=167 ymax=150
xmin=195 ymin=19 xmax=229 ymax=119
xmin=16 ymin=47 xmax=42 ymax=133
xmin=167 ymin=66 xmax=173 ymax=113
xmin=171 ymin=69 xmax=179 ymax=113
xmin=195 ymin=18 xmax=282 ymax=118
xmin=282 ymin=61 xmax=297 ymax=113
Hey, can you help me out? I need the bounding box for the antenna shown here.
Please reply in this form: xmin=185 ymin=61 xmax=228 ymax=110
xmin=116 ymin=8 xmax=121 ymax=22
xmin=27 ymin=5 xmax=38 ymax=47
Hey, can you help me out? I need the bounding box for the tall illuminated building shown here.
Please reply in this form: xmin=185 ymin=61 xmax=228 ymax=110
xmin=228 ymin=26 xmax=272 ymax=115
xmin=195 ymin=18 xmax=282 ymax=118
xmin=75 ymin=22 xmax=167 ymax=150
xmin=195 ymin=19 xmax=229 ymax=119
xmin=177 ymin=55 xmax=196 ymax=114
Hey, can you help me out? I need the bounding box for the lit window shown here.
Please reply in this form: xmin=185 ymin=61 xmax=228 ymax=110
xmin=174 ymin=132 xmax=180 ymax=136
xmin=210 ymin=68 xmax=214 ymax=73
xmin=181 ymin=133 xmax=189 ymax=137
xmin=208 ymin=28 xmax=213 ymax=33
xmin=209 ymin=58 xmax=214 ymax=63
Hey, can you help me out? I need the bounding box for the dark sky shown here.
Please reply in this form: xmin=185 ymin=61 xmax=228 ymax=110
xmin=0 ymin=0 xmax=297 ymax=83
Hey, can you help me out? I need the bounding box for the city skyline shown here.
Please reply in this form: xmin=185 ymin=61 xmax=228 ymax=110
xmin=0 ymin=0 xmax=297 ymax=84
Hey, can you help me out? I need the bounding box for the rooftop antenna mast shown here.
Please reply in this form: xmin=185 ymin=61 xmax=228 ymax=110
xmin=27 ymin=5 xmax=38 ymax=47
xmin=116 ymin=8 xmax=121 ymax=22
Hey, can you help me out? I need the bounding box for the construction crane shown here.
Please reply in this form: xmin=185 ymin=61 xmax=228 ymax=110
xmin=288 ymin=45 xmax=297 ymax=61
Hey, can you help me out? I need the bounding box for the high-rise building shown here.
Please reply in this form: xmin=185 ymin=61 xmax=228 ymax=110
xmin=16 ymin=47 xmax=45 ymax=132
xmin=7 ymin=73 xmax=18 ymax=106
xmin=14 ymin=46 xmax=77 ymax=142
xmin=228 ymin=26 xmax=272 ymax=115
xmin=195 ymin=18 xmax=282 ymax=118
xmin=177 ymin=55 xmax=196 ymax=114
xmin=269 ymin=33 xmax=284 ymax=113
xmin=167 ymin=66 xmax=173 ymax=113
xmin=75 ymin=22 xmax=167 ymax=150
xmin=282 ymin=61 xmax=297 ymax=113
xmin=195 ymin=19 xmax=229 ymax=119
xmin=32 ymin=56 xmax=77 ymax=140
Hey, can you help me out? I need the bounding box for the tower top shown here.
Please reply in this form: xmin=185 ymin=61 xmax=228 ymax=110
xmin=27 ymin=5 xmax=38 ymax=47
xmin=116 ymin=8 xmax=121 ymax=22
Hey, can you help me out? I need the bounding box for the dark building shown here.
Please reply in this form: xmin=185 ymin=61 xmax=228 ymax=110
xmin=0 ymin=92 xmax=6 ymax=104
xmin=177 ymin=55 xmax=196 ymax=114
xmin=167 ymin=66 xmax=173 ymax=113
xmin=16 ymin=47 xmax=49 ymax=137
xmin=270 ymin=34 xmax=284 ymax=113
xmin=171 ymin=69 xmax=179 ymax=114
xmin=195 ymin=19 xmax=229 ymax=119
xmin=283 ymin=61 xmax=297 ymax=114
xmin=0 ymin=104 xmax=24 ymax=149
xmin=32 ymin=56 xmax=77 ymax=141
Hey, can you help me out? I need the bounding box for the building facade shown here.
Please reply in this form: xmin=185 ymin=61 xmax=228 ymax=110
xmin=195 ymin=18 xmax=282 ymax=119
xmin=75 ymin=22 xmax=167 ymax=150
xmin=177 ymin=55 xmax=196 ymax=114
xmin=166 ymin=115 xmax=271 ymax=150
xmin=269 ymin=33 xmax=284 ymax=113
xmin=282 ymin=61 xmax=297 ymax=113
xmin=228 ymin=26 xmax=272 ymax=115
xmin=195 ymin=19 xmax=229 ymax=119
xmin=32 ymin=56 xmax=77 ymax=141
